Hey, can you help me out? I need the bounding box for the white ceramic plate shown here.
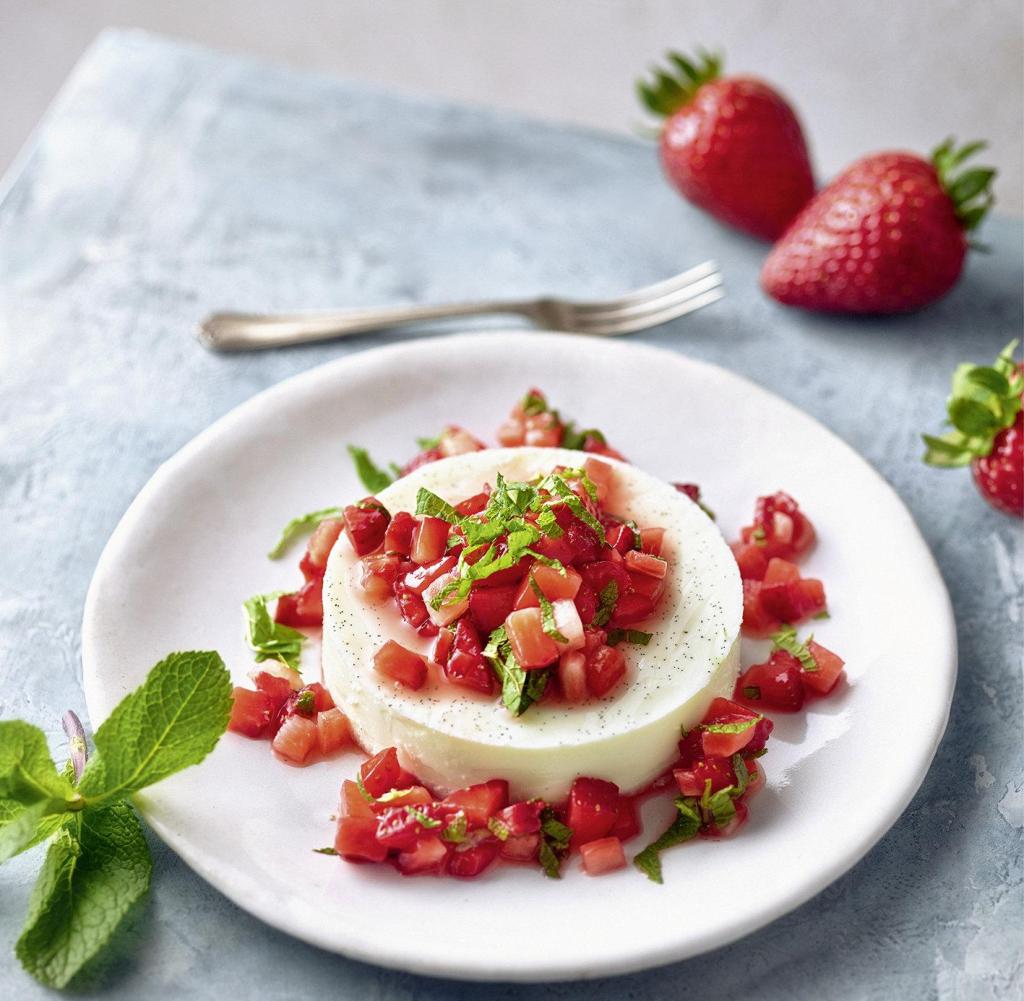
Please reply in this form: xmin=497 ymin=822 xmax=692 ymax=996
xmin=81 ymin=333 xmax=956 ymax=982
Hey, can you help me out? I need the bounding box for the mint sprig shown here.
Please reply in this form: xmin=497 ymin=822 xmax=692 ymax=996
xmin=267 ymin=506 xmax=344 ymax=559
xmin=1 ymin=651 xmax=232 ymax=988
xmin=243 ymin=593 xmax=305 ymax=672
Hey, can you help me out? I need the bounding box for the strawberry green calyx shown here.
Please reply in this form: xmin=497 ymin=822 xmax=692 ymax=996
xmin=922 ymin=340 xmax=1022 ymax=467
xmin=637 ymin=49 xmax=722 ymax=118
xmin=931 ymin=138 xmax=998 ymax=231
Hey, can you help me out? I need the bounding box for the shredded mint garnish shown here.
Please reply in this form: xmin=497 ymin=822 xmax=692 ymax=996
xmin=313 ymin=846 xmax=339 ymax=855
xmin=592 ymin=581 xmax=619 ymax=627
xmin=347 ymin=444 xmax=397 ymax=492
xmin=606 ymin=628 xmax=652 ymax=647
xmin=2 ymin=652 xmax=231 ymax=988
xmin=487 ymin=816 xmax=511 ymax=841
xmin=771 ymin=624 xmax=818 ymax=672
xmin=267 ymin=506 xmax=344 ymax=559
xmin=633 ymin=797 xmax=701 ymax=883
xmin=700 ymin=717 xmax=760 ymax=735
xmin=530 ymin=577 xmax=569 ymax=644
xmin=538 ymin=808 xmax=572 ymax=878
xmin=405 ymin=806 xmax=441 ymax=830
xmin=243 ymin=593 xmax=305 ymax=672
xmin=441 ymin=811 xmax=468 ymax=844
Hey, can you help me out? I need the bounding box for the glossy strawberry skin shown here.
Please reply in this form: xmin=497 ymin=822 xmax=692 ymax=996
xmin=660 ymin=77 xmax=814 ymax=242
xmin=971 ymin=413 xmax=1024 ymax=517
xmin=761 ymin=152 xmax=967 ymax=314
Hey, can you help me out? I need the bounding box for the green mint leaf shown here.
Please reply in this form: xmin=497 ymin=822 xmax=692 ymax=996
xmin=416 ymin=433 xmax=443 ymax=451
xmin=487 ymin=816 xmax=511 ymax=841
xmin=731 ymin=754 xmax=750 ymax=795
xmin=542 ymin=474 xmax=605 ymax=541
xmin=347 ymin=444 xmax=395 ymax=493
xmin=0 ymin=797 xmax=67 ymax=860
xmin=700 ymin=717 xmax=759 ymax=735
xmin=530 ymin=577 xmax=569 ymax=644
xmin=705 ymin=787 xmax=739 ymax=828
xmin=16 ymin=803 xmax=151 ymax=989
xmin=0 ymin=721 xmax=74 ymax=809
xmin=592 ymin=581 xmax=619 ymax=627
xmin=405 ymin=806 xmax=442 ymax=830
xmin=313 ymin=846 xmax=339 ymax=855
xmin=374 ymin=786 xmax=418 ymax=804
xmin=414 ymin=488 xmax=461 ymax=525
xmin=0 ymin=800 xmax=54 ymax=864
xmin=482 ymin=626 xmax=508 ymax=661
xmin=561 ymin=423 xmax=607 ymax=452
xmin=633 ymin=797 xmax=701 ymax=883
xmin=520 ymin=391 xmax=548 ymax=416
xmin=355 ymin=772 xmax=376 ymax=804
xmin=441 ymin=811 xmax=468 ymax=844
xmin=78 ymin=651 xmax=232 ymax=804
xmin=538 ymin=808 xmax=572 ymax=878
xmin=492 ymin=648 xmax=549 ymax=717
xmin=771 ymin=624 xmax=818 ymax=672
xmin=606 ymin=628 xmax=653 ymax=647
xmin=243 ymin=593 xmax=305 ymax=671
xmin=267 ymin=506 xmax=344 ymax=560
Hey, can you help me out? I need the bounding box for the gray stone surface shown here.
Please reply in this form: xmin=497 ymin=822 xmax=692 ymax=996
xmin=0 ymin=29 xmax=1021 ymax=1001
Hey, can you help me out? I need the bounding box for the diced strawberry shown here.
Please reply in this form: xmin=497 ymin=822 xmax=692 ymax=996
xmin=374 ymin=640 xmax=427 ymax=690
xmin=567 ymin=777 xmax=620 ymax=848
xmin=307 ymin=517 xmax=346 ymax=570
xmin=448 ymin=833 xmax=501 ymax=878
xmin=742 ymin=759 xmax=766 ymax=799
xmin=342 ymin=499 xmax=390 ymax=557
xmin=401 ymin=447 xmax=443 ymax=475
xmin=701 ymin=716 xmax=760 ymax=758
xmin=228 ymin=687 xmax=274 ymax=738
xmin=677 ymin=726 xmax=705 ymax=767
xmin=454 ymin=490 xmax=490 ymax=517
xmin=334 ymin=816 xmax=388 ymax=862
xmin=497 ymin=418 xmax=526 ymax=447
xmin=468 ymin=585 xmax=517 ymax=634
xmin=513 ymin=565 xmax=583 ymax=609
xmin=316 ymin=707 xmax=350 ymax=755
xmin=438 ymin=425 xmax=486 ymax=457
xmin=500 ymin=832 xmax=540 ymax=862
xmin=251 ymin=670 xmax=295 ymax=709
xmin=609 ymin=592 xmax=655 ymax=628
xmin=573 ymin=581 xmax=599 ymax=624
xmin=359 ymin=553 xmax=402 ymax=600
xmin=423 ymin=571 xmax=469 ymax=627
xmin=730 ymin=541 xmax=769 ymax=581
xmin=394 ymin=585 xmax=430 ymax=629
xmin=360 ymin=747 xmax=407 ymax=798
xmin=558 ymin=651 xmax=588 ymax=702
xmin=304 ymin=682 xmax=334 ymax=712
xmin=583 ymin=457 xmax=615 ymax=504
xmin=491 ymin=800 xmax=543 ymax=839
xmin=272 ymin=715 xmax=317 ymax=764
xmin=444 ymin=648 xmax=494 ymax=694
xmin=432 ymin=628 xmax=455 ymax=667
xmin=523 ymin=410 xmax=562 ymax=447
xmin=340 ymin=778 xmax=375 ymax=819
xmin=505 ymin=607 xmax=559 ymax=669
xmin=384 ymin=511 xmax=416 ymax=556
xmin=610 ymin=796 xmax=641 ymax=842
xmin=580 ymin=836 xmax=627 ymax=875
xmin=735 ymin=651 xmax=806 ymax=711
xmin=627 ymin=570 xmax=666 ymax=602
xmin=376 ymin=785 xmax=434 ymax=809
xmin=586 ymin=644 xmax=626 ymax=697
xmin=376 ymin=803 xmax=447 ymax=850
xmin=758 ymin=558 xmax=826 ymax=621
xmin=441 ymin=780 xmax=509 ymax=828
xmin=702 ymin=697 xmax=774 ymax=754
xmin=605 ymin=523 xmax=636 ymax=555
xmin=395 ymin=835 xmax=450 ymax=875
xmin=741 ymin=580 xmax=782 ymax=638
xmin=411 ymin=516 xmax=450 ymax=565
xmin=403 ymin=553 xmax=458 ymax=595
xmin=550 ymin=599 xmax=585 ymax=652
xmin=624 ymin=550 xmax=667 ymax=579
xmin=801 ymin=640 xmax=846 ymax=695
xmin=640 ymin=527 xmax=666 ymax=556
xmin=740 ymin=492 xmax=816 ymax=562
xmin=674 ymin=756 xmax=737 ymax=797
xmin=274 ymin=581 xmax=324 ymax=627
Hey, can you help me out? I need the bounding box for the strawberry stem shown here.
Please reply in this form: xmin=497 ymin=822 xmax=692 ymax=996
xmin=637 ymin=49 xmax=722 ymax=119
xmin=931 ymin=138 xmax=998 ymax=231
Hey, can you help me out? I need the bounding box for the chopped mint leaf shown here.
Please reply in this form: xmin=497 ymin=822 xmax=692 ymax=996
xmin=771 ymin=624 xmax=818 ymax=672
xmin=561 ymin=423 xmax=607 ymax=452
xmin=482 ymin=626 xmax=507 ymax=661
xmin=538 ymin=808 xmax=572 ymax=878
xmin=414 ymin=488 xmax=461 ymax=525
xmin=751 ymin=527 xmax=767 ymax=545
xmin=540 ymin=473 xmax=605 ymax=540
xmin=416 ymin=433 xmax=443 ymax=451
xmin=520 ymin=391 xmax=548 ymax=416
xmin=355 ymin=773 xmax=376 ymax=804
xmin=78 ymin=651 xmax=232 ymax=804
xmin=606 ymin=628 xmax=653 ymax=647
xmin=243 ymin=593 xmax=305 ymax=671
xmin=313 ymin=846 xmax=339 ymax=855
xmin=633 ymin=798 xmax=701 ymax=883
xmin=530 ymin=577 xmax=569 ymax=644
xmin=813 ymin=610 xmax=831 ymax=621
xmin=491 ymin=647 xmax=549 ymax=718
xmin=441 ymin=811 xmax=468 ymax=844
xmin=294 ymin=690 xmax=316 ymax=715
xmin=487 ymin=816 xmax=511 ymax=841
xmin=705 ymin=788 xmax=737 ymax=828
xmin=731 ymin=755 xmax=751 ymax=795
xmin=347 ymin=444 xmax=396 ymax=493
xmin=267 ymin=506 xmax=344 ymax=559
xmin=592 ymin=581 xmax=619 ymax=627
xmin=16 ymin=802 xmax=152 ymax=989
xmin=405 ymin=806 xmax=442 ymax=830
xmin=375 ymin=786 xmax=418 ymax=804
xmin=700 ymin=717 xmax=759 ymax=735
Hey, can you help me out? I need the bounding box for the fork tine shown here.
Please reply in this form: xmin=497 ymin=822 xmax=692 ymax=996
xmin=569 ymin=271 xmax=722 ymax=322
xmin=568 ymin=285 xmax=724 ymax=336
xmin=568 ymin=260 xmax=718 ymax=314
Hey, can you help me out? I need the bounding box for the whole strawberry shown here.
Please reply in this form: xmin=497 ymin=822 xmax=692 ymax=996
xmin=923 ymin=341 xmax=1023 ymax=517
xmin=638 ymin=50 xmax=814 ymax=241
xmin=762 ymin=139 xmax=997 ymax=313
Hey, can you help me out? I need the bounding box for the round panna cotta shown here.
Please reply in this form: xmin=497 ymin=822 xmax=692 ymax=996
xmin=322 ymin=447 xmax=742 ymax=802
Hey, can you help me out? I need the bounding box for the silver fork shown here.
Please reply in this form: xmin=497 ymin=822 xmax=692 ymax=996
xmin=197 ymin=261 xmax=723 ymax=351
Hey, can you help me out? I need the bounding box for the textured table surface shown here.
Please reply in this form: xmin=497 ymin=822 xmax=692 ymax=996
xmin=1 ymin=30 xmax=1021 ymax=1001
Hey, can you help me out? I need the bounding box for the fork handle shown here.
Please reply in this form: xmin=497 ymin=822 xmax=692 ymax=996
xmin=197 ymin=299 xmax=534 ymax=351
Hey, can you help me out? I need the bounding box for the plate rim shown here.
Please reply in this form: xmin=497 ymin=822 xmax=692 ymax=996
xmin=81 ymin=331 xmax=958 ymax=982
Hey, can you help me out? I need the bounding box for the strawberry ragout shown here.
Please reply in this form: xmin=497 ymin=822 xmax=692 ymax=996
xmin=227 ymin=389 xmax=847 ymax=882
